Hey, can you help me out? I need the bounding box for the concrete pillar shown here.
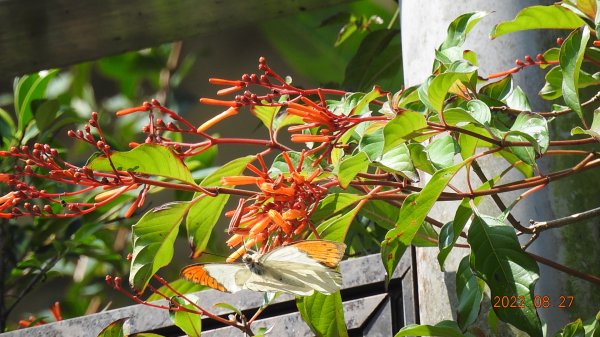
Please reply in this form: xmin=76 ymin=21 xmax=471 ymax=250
xmin=401 ymin=0 xmax=599 ymax=335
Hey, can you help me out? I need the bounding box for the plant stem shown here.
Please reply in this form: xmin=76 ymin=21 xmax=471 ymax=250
xmin=529 ymin=205 xmax=600 ymax=232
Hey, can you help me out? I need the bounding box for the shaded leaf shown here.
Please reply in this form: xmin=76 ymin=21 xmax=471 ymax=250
xmin=556 ymin=319 xmax=585 ymax=337
xmin=32 ymin=99 xmax=60 ymax=131
xmin=88 ymin=144 xmax=194 ymax=184
xmin=468 ymin=214 xmax=542 ymax=337
xmin=297 ymin=291 xmax=348 ymax=337
xmin=491 ymin=5 xmax=586 ymax=38
xmin=130 ymin=202 xmax=190 ymax=291
xmin=559 ymin=25 xmax=590 ymax=122
xmin=479 ymin=75 xmax=513 ymax=101
xmin=539 ymin=66 xmax=600 ymax=100
xmin=456 ymin=256 xmax=484 ymax=330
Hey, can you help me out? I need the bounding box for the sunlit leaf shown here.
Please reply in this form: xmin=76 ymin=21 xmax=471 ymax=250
xmin=374 ymin=143 xmax=418 ymax=181
xmin=426 ymin=135 xmax=458 ymax=170
xmin=146 ymin=279 xmax=208 ymax=302
xmin=297 ymin=291 xmax=348 ymax=337
xmin=310 ymin=204 xmax=361 ymax=242
xmin=186 ymin=156 xmax=255 ymax=258
xmin=441 ymin=12 xmax=488 ymax=50
xmin=14 ymin=69 xmax=59 ymax=132
xmin=130 ymin=202 xmax=191 ymax=291
xmin=468 ymin=213 xmax=542 ymax=337
xmin=539 ymin=66 xmax=600 ymax=100
xmin=334 ymin=151 xmax=368 ymax=188
xmin=381 ymin=163 xmax=463 ymax=282
xmin=559 ymin=25 xmax=590 ymax=122
xmin=572 ymin=109 xmax=600 ymax=139
xmin=394 ymin=320 xmax=465 ymax=337
xmin=418 ymin=62 xmax=477 ymax=113
xmin=490 ymin=5 xmax=586 ymax=38
xmin=479 ymin=75 xmax=513 ymax=101
xmin=96 ymin=318 xmax=129 ymax=337
xmin=312 ymin=193 xmax=363 ymax=223
xmin=251 ymin=104 xmax=281 ymax=131
xmin=88 ymin=144 xmax=194 ymax=184
xmin=383 ymin=110 xmax=427 ymax=152
xmin=555 ymin=318 xmax=585 ymax=337
xmin=169 ymin=296 xmax=201 ymax=337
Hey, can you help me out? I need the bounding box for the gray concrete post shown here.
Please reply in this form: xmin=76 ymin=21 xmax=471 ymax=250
xmin=401 ymin=0 xmax=599 ymax=335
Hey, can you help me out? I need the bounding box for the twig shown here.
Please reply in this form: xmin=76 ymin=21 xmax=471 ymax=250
xmin=529 ymin=205 xmax=600 ymax=232
xmin=528 ymin=252 xmax=600 ymax=286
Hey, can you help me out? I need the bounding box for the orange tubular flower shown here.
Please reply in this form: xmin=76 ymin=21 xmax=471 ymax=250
xmin=248 ymin=216 xmax=272 ymax=237
xmin=196 ymin=107 xmax=239 ymax=133
xmin=221 ymin=176 xmax=262 ymax=186
xmin=268 ymin=210 xmax=292 ymax=234
xmin=290 ymin=134 xmax=335 ymax=143
xmin=198 ymin=98 xmax=240 ymax=107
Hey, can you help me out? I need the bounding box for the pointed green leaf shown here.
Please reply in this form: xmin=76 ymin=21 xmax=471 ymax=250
xmin=411 ymin=222 xmax=439 ymax=247
xmin=88 ymin=144 xmax=194 ymax=184
xmin=14 ymin=69 xmax=59 ymax=132
xmin=480 ymin=75 xmax=513 ymax=101
xmin=506 ymin=112 xmax=549 ymax=166
xmin=169 ymin=296 xmax=202 ymax=337
xmin=505 ymin=86 xmax=532 ymax=111
xmin=186 ymin=156 xmax=255 ymax=258
xmin=418 ymin=63 xmax=477 ymax=113
xmin=438 ymin=176 xmax=498 ymax=269
xmin=381 ymin=163 xmax=463 ymax=281
xmin=32 ymin=99 xmax=60 ymax=131
xmin=539 ymin=66 xmax=600 ymax=100
xmin=374 ymin=143 xmax=418 ymax=181
xmin=130 ymin=202 xmax=191 ymax=291
xmin=408 ymin=143 xmax=436 ymax=174
xmin=394 ymin=320 xmax=465 ymax=337
xmin=426 ymin=135 xmax=458 ymax=170
xmin=560 ymin=25 xmax=590 ymax=122
xmin=441 ymin=12 xmax=488 ymax=50
xmin=491 ymin=5 xmax=586 ymax=38
xmin=468 ymin=214 xmax=542 ymax=337
xmin=97 ymin=318 xmax=129 ymax=337
xmin=351 ymin=85 xmax=386 ymax=116
xmin=251 ymin=104 xmax=281 ymax=131
xmin=456 ymin=256 xmax=484 ymax=330
xmin=334 ymin=151 xmax=368 ymax=188
xmin=572 ymin=109 xmax=600 ymax=139
xmin=383 ymin=110 xmax=427 ymax=152
xmin=297 ymin=291 xmax=348 ymax=337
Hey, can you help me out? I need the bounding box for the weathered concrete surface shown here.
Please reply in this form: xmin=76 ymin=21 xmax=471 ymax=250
xmin=401 ymin=0 xmax=597 ymax=335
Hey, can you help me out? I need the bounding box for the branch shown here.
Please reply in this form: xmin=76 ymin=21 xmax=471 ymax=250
xmin=529 ymin=205 xmax=600 ymax=232
xmin=490 ymin=91 xmax=600 ymax=117
xmin=528 ymin=252 xmax=600 ymax=286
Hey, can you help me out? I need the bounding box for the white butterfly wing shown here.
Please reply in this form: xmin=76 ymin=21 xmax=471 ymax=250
xmin=180 ymin=263 xmax=251 ymax=293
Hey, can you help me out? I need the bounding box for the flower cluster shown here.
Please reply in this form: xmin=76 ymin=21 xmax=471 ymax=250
xmin=221 ymin=152 xmax=326 ymax=261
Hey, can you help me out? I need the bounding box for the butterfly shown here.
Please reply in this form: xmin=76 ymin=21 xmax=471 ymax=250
xmin=180 ymin=240 xmax=346 ymax=296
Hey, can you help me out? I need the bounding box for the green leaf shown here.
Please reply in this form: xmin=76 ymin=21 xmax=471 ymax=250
xmin=334 ymin=152 xmax=368 ymax=188
xmin=490 ymin=5 xmax=586 ymax=38
xmin=88 ymin=144 xmax=194 ymax=184
xmin=130 ymin=202 xmax=191 ymax=291
xmin=358 ymin=199 xmax=400 ymax=229
xmin=556 ymin=319 xmax=585 ymax=337
xmin=505 ymin=86 xmax=532 ymax=111
xmin=0 ymin=108 xmax=15 ymax=146
xmin=394 ymin=320 xmax=465 ymax=337
xmin=408 ymin=143 xmax=436 ymax=174
xmin=559 ymin=25 xmax=590 ymax=122
xmin=269 ymin=151 xmax=318 ymax=177
xmin=32 ymin=99 xmax=60 ymax=132
xmin=311 ymin=193 xmax=363 ymax=223
xmin=381 ymin=163 xmax=463 ymax=282
xmin=456 ymin=256 xmax=484 ymax=330
xmin=297 ymin=291 xmax=348 ymax=337
xmin=426 ymin=135 xmax=458 ymax=170
xmin=383 ymin=110 xmax=427 ymax=152
xmin=169 ymin=296 xmax=202 ymax=337
xmin=146 ymin=279 xmax=208 ymax=302
xmin=374 ymin=143 xmax=418 ymax=181
xmin=468 ymin=214 xmax=542 ymax=337
xmin=251 ymin=104 xmax=281 ymax=131
xmin=351 ymin=85 xmax=386 ymax=115
xmin=441 ymin=12 xmax=488 ymax=50
xmin=438 ymin=177 xmax=498 ymax=269
xmin=572 ymin=109 xmax=600 ymax=139
xmin=14 ymin=69 xmax=59 ymax=132
xmin=343 ymin=29 xmax=402 ymax=91
xmin=418 ymin=63 xmax=477 ymax=113
xmin=213 ymin=302 xmax=242 ymax=316
xmin=539 ymin=66 xmax=600 ymax=100
xmin=411 ymin=222 xmax=439 ymax=247
xmin=96 ymin=318 xmax=129 ymax=337
xmin=479 ymin=75 xmax=513 ymax=101
xmin=310 ymin=204 xmax=361 ymax=242
xmin=505 ymin=112 xmax=549 ymax=166
xmin=186 ymin=156 xmax=255 ymax=258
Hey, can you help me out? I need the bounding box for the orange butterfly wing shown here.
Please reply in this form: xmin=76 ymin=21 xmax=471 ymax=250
xmin=180 ymin=264 xmax=249 ymax=293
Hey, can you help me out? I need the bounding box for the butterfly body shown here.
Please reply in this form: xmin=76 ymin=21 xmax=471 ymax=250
xmin=181 ymin=240 xmax=345 ymax=296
